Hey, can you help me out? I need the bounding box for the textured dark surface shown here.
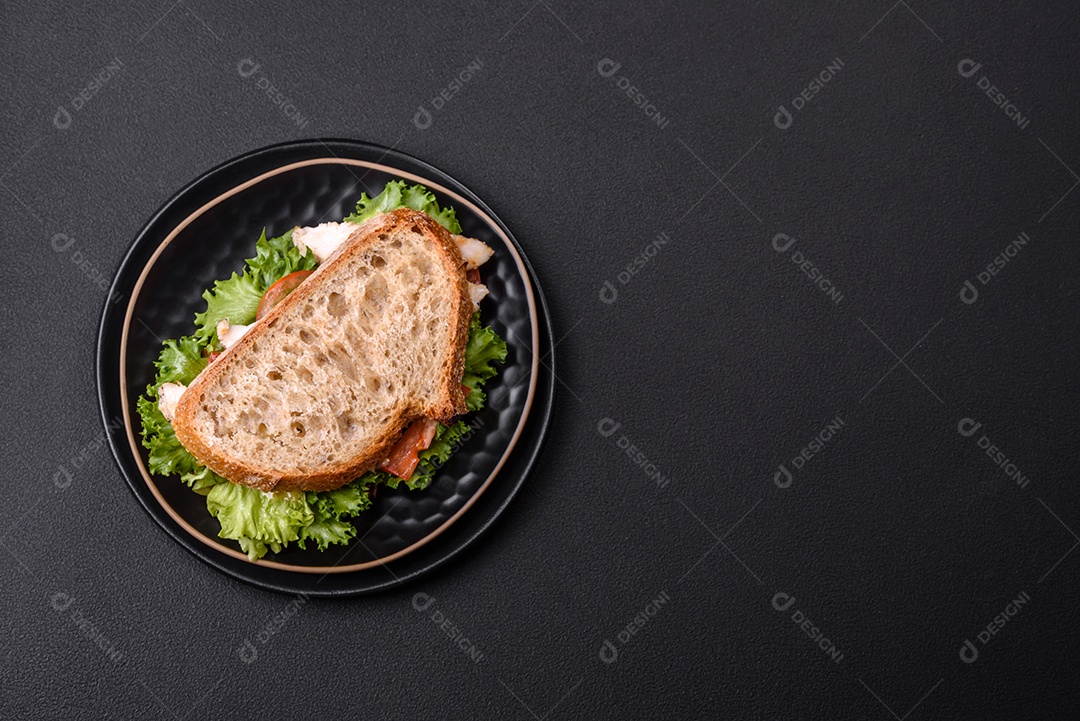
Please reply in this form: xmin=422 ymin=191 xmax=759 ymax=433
xmin=3 ymin=0 xmax=1080 ymax=718
xmin=102 ymin=143 xmax=545 ymax=584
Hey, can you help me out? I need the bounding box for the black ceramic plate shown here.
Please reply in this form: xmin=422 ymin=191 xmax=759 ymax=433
xmin=97 ymin=140 xmax=554 ymax=596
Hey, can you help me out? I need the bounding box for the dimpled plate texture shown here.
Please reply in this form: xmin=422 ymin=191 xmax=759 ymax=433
xmin=97 ymin=140 xmax=554 ymax=596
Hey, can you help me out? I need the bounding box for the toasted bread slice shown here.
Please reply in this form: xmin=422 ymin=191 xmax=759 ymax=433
xmin=172 ymin=209 xmax=472 ymax=492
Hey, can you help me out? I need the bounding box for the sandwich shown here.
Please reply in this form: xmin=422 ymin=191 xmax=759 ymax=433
xmin=137 ymin=181 xmax=507 ymax=560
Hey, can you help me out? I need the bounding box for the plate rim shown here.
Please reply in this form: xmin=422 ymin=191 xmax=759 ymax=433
xmin=97 ymin=139 xmax=549 ymax=582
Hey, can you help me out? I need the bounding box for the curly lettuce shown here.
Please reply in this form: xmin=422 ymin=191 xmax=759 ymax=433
xmin=136 ymin=183 xmax=504 ymax=560
xmin=298 ymin=482 xmax=376 ymax=551
xmin=193 ymin=229 xmax=317 ymax=340
xmin=463 ymin=317 xmax=508 ymax=412
xmin=137 ymin=337 xmax=206 ymax=477
xmin=137 ymin=394 xmax=202 ymax=477
xmin=345 ymin=180 xmax=462 ymax=234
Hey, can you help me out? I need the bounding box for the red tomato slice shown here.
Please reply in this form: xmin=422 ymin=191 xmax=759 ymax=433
xmin=256 ymin=270 xmax=314 ymax=320
xmin=207 ymin=351 xmax=222 ymax=363
xmin=380 ymin=418 xmax=439 ymax=480
xmin=466 ymin=268 xmax=481 ymax=284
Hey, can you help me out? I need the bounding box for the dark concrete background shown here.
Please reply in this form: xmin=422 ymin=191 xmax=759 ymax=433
xmin=3 ymin=1 xmax=1079 ymax=717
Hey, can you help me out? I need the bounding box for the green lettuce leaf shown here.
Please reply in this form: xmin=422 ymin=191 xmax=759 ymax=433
xmin=297 ymin=512 xmax=357 ymax=553
xmin=192 ymin=271 xmax=263 ymax=340
xmin=180 ymin=466 xmax=227 ymax=496
xmin=206 ymin=483 xmax=314 ymax=560
xmin=192 ymin=229 xmax=316 ymax=340
xmin=345 ymin=179 xmax=462 ymax=234
xmin=314 ymin=482 xmax=375 ymax=517
xmin=246 ymin=228 xmax=318 ymax=290
xmin=297 ymin=481 xmax=375 ymax=551
xmin=153 ymin=336 xmax=208 ymax=385
xmin=462 ymin=316 xmax=508 ymax=411
xmin=137 ymin=392 xmax=202 ymax=477
xmin=136 ymin=335 xmax=209 ymax=476
xmin=410 ymin=419 xmax=473 ymax=490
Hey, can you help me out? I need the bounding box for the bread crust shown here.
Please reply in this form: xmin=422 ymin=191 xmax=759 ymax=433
xmin=171 ymin=209 xmax=473 ymax=492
